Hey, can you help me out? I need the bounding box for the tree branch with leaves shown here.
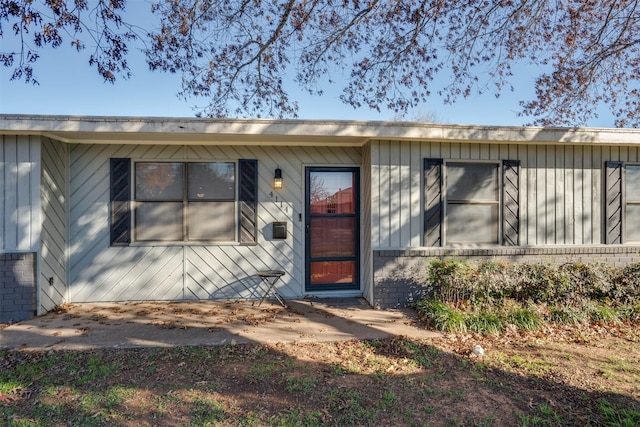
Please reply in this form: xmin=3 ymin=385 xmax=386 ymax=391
xmin=1 ymin=0 xmax=639 ymax=126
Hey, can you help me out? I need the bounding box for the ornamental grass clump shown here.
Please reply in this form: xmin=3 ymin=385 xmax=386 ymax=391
xmin=506 ymin=306 xmax=544 ymax=331
xmin=587 ymin=303 xmax=621 ymax=324
xmin=619 ymin=303 xmax=640 ymax=323
xmin=467 ymin=311 xmax=505 ymax=335
xmin=549 ymin=305 xmax=588 ymax=325
xmin=414 ymin=299 xmax=467 ymax=333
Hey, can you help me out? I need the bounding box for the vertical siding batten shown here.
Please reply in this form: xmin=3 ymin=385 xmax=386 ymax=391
xmin=574 ymin=145 xmax=584 ymax=244
xmin=582 ymin=145 xmax=593 ymax=243
xmin=3 ymin=135 xmax=18 ymax=250
xmin=371 ymin=141 xmax=381 ymax=247
xmin=544 ymin=145 xmax=555 ymax=243
xmin=380 ymin=140 xmax=391 ymax=247
xmin=592 ymin=146 xmax=603 ymax=244
xmin=361 ymin=141 xmax=374 ymax=302
xmin=29 ymin=137 xmax=42 ymax=252
xmin=409 ymin=140 xmax=422 ymax=247
xmin=389 ymin=140 xmax=401 ymax=247
xmin=536 ymin=145 xmax=547 ymax=244
xmin=554 ymin=145 xmax=564 ymax=243
xmin=0 ymin=136 xmax=5 ymax=251
xmin=565 ymin=145 xmax=575 ymax=244
xmin=525 ymin=145 xmax=536 ymax=245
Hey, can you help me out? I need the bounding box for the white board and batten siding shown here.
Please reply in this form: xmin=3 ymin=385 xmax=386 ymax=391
xmin=1 ymin=134 xmax=41 ymax=253
xmin=360 ymin=141 xmax=374 ymax=302
xmin=40 ymin=137 xmax=69 ymax=312
xmin=370 ymin=140 xmax=640 ymax=249
xmin=68 ymin=143 xmax=361 ymax=302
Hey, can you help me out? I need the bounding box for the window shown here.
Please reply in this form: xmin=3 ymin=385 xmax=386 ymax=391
xmin=110 ymin=158 xmax=258 ymax=246
xmin=424 ymin=159 xmax=520 ymax=247
xmin=135 ymin=162 xmax=236 ymax=242
xmin=446 ymin=163 xmax=499 ymax=244
xmin=626 ymin=165 xmax=640 ymax=243
xmin=605 ymin=162 xmax=640 ymax=244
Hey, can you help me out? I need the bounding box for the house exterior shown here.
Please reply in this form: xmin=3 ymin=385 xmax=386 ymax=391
xmin=1 ymin=115 xmax=639 ymax=323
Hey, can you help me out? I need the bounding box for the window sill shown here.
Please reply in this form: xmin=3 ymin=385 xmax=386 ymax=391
xmin=127 ymin=241 xmax=254 ymax=247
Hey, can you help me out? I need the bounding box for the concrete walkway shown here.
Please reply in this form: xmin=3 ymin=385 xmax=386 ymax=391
xmin=0 ymin=298 xmax=439 ymax=350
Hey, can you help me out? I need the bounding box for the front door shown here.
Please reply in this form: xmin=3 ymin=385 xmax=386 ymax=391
xmin=305 ymin=167 xmax=360 ymax=292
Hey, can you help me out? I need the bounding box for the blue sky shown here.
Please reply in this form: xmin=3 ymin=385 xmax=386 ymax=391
xmin=0 ymin=4 xmax=618 ymax=128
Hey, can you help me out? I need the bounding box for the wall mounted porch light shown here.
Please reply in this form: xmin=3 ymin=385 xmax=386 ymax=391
xmin=273 ymin=168 xmax=283 ymax=190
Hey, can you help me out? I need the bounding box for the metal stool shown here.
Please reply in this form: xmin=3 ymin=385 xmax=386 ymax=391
xmin=255 ymin=270 xmax=286 ymax=307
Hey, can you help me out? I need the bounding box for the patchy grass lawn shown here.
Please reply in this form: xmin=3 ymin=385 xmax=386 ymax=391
xmin=1 ymin=323 xmax=639 ymax=426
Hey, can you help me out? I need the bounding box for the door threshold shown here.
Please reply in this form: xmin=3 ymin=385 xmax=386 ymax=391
xmin=304 ymin=291 xmax=363 ymax=299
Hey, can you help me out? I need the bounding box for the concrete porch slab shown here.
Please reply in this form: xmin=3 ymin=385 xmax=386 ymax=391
xmin=0 ymin=298 xmax=439 ymax=350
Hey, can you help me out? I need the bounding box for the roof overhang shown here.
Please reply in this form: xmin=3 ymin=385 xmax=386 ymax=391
xmin=1 ymin=114 xmax=640 ymax=147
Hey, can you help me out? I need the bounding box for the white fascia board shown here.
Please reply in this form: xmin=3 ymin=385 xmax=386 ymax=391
xmin=1 ymin=114 xmax=640 ymax=147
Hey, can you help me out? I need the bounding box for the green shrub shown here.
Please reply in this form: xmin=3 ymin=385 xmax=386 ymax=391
xmin=562 ymin=262 xmax=616 ymax=303
xmin=419 ymin=259 xmax=640 ymax=332
xmin=611 ymin=262 xmax=640 ymax=304
xmin=427 ymin=259 xmax=474 ymax=305
xmin=471 ymin=261 xmax=512 ymax=306
xmin=510 ymin=263 xmax=570 ymax=304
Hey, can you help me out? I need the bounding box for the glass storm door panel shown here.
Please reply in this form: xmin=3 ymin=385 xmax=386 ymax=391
xmin=306 ymin=168 xmax=360 ymax=292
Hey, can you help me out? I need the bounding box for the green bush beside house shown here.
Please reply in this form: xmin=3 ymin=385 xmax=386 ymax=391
xmin=415 ymin=260 xmax=640 ymax=334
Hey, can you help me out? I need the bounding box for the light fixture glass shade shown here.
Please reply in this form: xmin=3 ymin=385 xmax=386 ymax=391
xmin=273 ymin=168 xmax=283 ymax=189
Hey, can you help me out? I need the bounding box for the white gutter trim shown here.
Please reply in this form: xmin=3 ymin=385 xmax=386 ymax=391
xmin=2 ymin=114 xmax=640 ymax=146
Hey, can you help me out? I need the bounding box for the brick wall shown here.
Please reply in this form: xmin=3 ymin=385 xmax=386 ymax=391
xmin=372 ymin=246 xmax=640 ymax=308
xmin=1 ymin=253 xmax=37 ymax=323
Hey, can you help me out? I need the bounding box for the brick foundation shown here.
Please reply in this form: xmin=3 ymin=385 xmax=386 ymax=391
xmin=372 ymin=246 xmax=640 ymax=308
xmin=1 ymin=253 xmax=37 ymax=323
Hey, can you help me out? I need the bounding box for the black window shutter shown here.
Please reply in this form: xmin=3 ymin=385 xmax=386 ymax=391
xmin=605 ymin=161 xmax=624 ymax=244
xmin=110 ymin=158 xmax=131 ymax=246
xmin=238 ymin=159 xmax=258 ymax=244
xmin=502 ymin=160 xmax=520 ymax=246
xmin=424 ymin=158 xmax=443 ymax=247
